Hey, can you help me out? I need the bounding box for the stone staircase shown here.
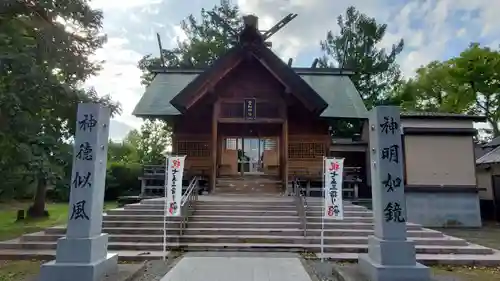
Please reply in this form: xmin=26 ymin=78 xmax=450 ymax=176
xmin=214 ymin=175 xmax=283 ymax=195
xmin=1 ymin=196 xmax=500 ymax=265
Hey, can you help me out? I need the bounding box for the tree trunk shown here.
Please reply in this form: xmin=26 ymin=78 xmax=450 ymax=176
xmin=27 ymin=177 xmax=49 ymax=218
xmin=489 ymin=119 xmax=500 ymax=138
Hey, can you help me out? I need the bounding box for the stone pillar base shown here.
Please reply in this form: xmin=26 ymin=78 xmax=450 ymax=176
xmin=39 ymin=253 xmax=118 ymax=281
xmin=38 ymin=234 xmax=118 ymax=281
xmin=358 ymin=254 xmax=430 ymax=281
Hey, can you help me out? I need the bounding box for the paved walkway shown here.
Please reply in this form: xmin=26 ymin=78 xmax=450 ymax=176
xmin=160 ymin=252 xmax=314 ymax=281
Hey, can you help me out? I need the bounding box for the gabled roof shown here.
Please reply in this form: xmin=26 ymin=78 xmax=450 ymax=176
xmin=132 ymin=68 xmax=369 ymax=119
xmin=168 ymin=44 xmax=329 ymax=114
xmin=476 ymin=146 xmax=500 ymax=165
xmin=483 ymin=136 xmax=500 ymax=148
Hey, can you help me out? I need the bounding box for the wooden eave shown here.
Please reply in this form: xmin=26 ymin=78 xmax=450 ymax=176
xmin=169 ymin=45 xmax=328 ymax=114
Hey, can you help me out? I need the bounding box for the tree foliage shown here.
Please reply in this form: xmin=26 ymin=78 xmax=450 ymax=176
xmin=123 ymin=120 xmax=172 ymax=165
xmin=319 ymin=6 xmax=405 ymax=109
xmin=138 ymin=2 xmax=241 ymax=86
xmin=395 ymin=43 xmax=500 ymax=137
xmin=0 ymin=0 xmax=120 ymax=215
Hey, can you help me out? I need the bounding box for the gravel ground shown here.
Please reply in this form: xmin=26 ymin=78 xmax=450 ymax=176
xmin=130 ymin=253 xmax=183 ymax=281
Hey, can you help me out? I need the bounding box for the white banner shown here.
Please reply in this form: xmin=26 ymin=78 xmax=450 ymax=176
xmin=165 ymin=156 xmax=186 ymax=217
xmin=323 ymin=158 xmax=345 ymax=219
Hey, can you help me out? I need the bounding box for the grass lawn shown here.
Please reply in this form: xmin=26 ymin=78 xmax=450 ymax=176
xmin=0 ymin=201 xmax=118 ymax=242
xmin=432 ymin=265 xmax=500 ymax=280
xmin=0 ymin=260 xmax=43 ymax=281
xmin=0 ymin=201 xmax=118 ymax=281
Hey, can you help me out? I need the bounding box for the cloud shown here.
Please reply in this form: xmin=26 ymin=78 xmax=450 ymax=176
xmin=85 ymin=37 xmax=144 ymax=131
xmin=86 ymin=0 xmax=500 ymax=141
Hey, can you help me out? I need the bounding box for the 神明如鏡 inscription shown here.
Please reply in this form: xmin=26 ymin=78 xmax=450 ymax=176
xmin=382 ymin=173 xmax=401 ymax=192
xmin=380 ymin=116 xmax=399 ymax=135
xmin=383 ymin=202 xmax=406 ymax=223
xmin=70 ymin=200 xmax=89 ymax=220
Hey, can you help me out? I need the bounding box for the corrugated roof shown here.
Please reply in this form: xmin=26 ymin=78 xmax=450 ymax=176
xmin=300 ymin=74 xmax=367 ymax=119
xmin=132 ymin=73 xmax=196 ymax=117
xmin=476 ymin=146 xmax=500 ymax=164
xmin=132 ymin=72 xmax=368 ymax=119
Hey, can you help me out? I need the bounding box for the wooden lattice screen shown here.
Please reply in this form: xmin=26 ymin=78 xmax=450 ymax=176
xmin=288 ymin=142 xmax=324 ymax=159
xmin=176 ymin=141 xmax=211 ymax=157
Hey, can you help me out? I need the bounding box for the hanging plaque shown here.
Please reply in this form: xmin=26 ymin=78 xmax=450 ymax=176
xmin=244 ymin=98 xmax=256 ymax=120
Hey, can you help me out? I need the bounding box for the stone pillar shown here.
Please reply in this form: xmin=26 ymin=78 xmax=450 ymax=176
xmin=39 ymin=103 xmax=118 ymax=281
xmin=358 ymin=106 xmax=430 ymax=281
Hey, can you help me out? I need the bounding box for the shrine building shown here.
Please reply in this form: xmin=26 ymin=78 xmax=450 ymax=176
xmin=133 ymin=15 xmax=487 ymax=227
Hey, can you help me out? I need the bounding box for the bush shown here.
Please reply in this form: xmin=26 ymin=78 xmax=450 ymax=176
xmin=105 ymin=162 xmax=142 ymax=200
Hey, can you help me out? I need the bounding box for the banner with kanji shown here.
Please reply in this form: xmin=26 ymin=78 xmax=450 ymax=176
xmin=165 ymin=156 xmax=186 ymax=217
xmin=323 ymin=158 xmax=345 ymax=219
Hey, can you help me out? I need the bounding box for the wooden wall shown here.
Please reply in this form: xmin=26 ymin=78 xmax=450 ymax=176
xmin=172 ymin=57 xmax=330 ymax=181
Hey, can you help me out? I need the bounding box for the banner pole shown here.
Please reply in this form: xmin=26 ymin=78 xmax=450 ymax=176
xmin=321 ymin=156 xmax=325 ymax=263
xmin=162 ymin=156 xmax=169 ymax=261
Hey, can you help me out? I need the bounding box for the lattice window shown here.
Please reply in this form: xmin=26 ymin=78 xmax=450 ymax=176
xmin=288 ymin=142 xmax=324 ymax=159
xmin=225 ymin=138 xmax=237 ymax=150
xmin=176 ymin=141 xmax=211 ymax=157
xmin=264 ymin=139 xmax=277 ymax=151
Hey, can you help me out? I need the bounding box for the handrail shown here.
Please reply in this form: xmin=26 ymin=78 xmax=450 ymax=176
xmin=179 ymin=176 xmax=199 ymax=236
xmin=293 ymin=177 xmax=308 ymax=237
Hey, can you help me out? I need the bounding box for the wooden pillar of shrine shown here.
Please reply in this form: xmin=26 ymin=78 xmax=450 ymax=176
xmin=211 ymin=101 xmax=220 ymax=192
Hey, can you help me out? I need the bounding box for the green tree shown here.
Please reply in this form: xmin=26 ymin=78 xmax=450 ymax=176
xmin=123 ymin=120 xmax=171 ymax=165
xmin=393 ymin=61 xmax=471 ymax=113
xmin=138 ymin=2 xmax=241 ymax=86
xmin=393 ymin=43 xmax=500 ymax=137
xmin=0 ymin=1 xmax=120 ymax=217
xmin=318 ymin=6 xmax=404 ymax=108
xmin=449 ymin=43 xmax=500 ymax=136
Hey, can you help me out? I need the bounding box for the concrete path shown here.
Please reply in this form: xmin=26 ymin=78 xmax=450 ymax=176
xmin=160 ymin=252 xmax=314 ymax=281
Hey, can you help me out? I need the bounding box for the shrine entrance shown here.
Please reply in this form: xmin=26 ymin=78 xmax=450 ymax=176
xmin=220 ymin=136 xmax=280 ymax=177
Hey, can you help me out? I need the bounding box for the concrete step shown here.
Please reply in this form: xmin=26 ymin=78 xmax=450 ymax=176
xmin=141 ymin=198 xmax=295 ymax=206
xmin=107 ymin=209 xmax=373 ymax=218
xmin=316 ymin=252 xmax=500 ymax=266
xmin=43 ymin=227 xmax=443 ymax=238
xmin=100 ymin=220 xmax=422 ymax=230
xmin=0 ymin=241 xmax=493 ymax=255
xmin=104 ymin=214 xmax=373 ymax=223
xmin=126 ymin=203 xmax=367 ymax=212
xmin=192 ymin=204 xmax=366 ymax=212
xmin=20 ymin=233 xmax=467 ymax=247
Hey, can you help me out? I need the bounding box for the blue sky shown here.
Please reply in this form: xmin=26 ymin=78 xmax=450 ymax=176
xmin=84 ymin=0 xmax=500 ymax=140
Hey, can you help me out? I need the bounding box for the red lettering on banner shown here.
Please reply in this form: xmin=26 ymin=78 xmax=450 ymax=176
xmin=327 ymin=206 xmax=334 ymax=216
xmin=328 ymin=162 xmax=340 ymax=171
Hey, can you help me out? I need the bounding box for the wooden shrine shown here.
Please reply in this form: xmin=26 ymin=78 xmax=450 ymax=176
xmin=133 ymin=13 xmax=368 ymax=192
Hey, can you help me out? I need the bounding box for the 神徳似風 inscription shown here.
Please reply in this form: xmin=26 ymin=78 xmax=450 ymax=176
xmin=72 ymin=171 xmax=92 ymax=188
xmin=76 ymin=142 xmax=93 ymax=161
xmin=70 ymin=200 xmax=89 ymax=220
xmin=78 ymin=114 xmax=97 ymax=132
